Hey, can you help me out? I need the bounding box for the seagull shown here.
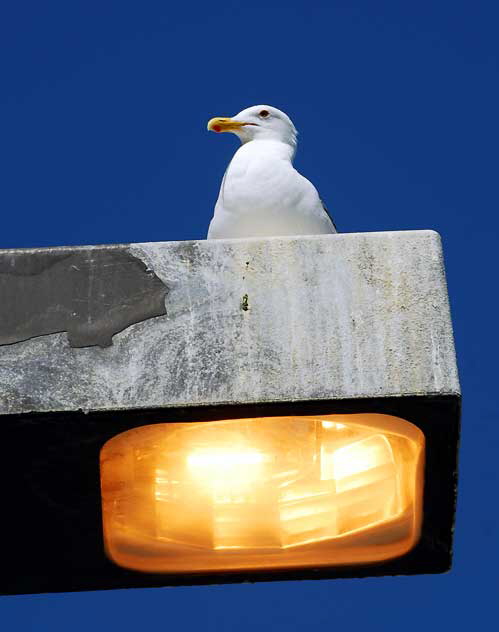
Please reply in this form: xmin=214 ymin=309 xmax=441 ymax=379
xmin=206 ymin=105 xmax=337 ymax=239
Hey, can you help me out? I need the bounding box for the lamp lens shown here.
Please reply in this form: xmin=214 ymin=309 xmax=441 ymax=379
xmin=100 ymin=414 xmax=424 ymax=573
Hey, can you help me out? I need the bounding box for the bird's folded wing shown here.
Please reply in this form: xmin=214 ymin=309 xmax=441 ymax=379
xmin=321 ymin=200 xmax=338 ymax=233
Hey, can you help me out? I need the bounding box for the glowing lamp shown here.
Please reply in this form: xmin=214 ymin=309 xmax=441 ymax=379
xmin=101 ymin=414 xmax=424 ymax=573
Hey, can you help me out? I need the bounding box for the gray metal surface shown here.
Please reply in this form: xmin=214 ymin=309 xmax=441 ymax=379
xmin=0 ymin=230 xmax=460 ymax=416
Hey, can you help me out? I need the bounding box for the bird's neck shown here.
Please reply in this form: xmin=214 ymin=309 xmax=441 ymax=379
xmin=238 ymin=139 xmax=296 ymax=163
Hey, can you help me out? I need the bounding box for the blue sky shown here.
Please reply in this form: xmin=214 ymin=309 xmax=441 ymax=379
xmin=1 ymin=1 xmax=498 ymax=629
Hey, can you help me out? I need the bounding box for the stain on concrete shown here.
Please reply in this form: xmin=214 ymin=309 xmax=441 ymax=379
xmin=241 ymin=293 xmax=249 ymax=311
xmin=0 ymin=247 xmax=168 ymax=348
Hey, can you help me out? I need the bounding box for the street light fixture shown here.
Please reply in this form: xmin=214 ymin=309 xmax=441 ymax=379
xmin=0 ymin=231 xmax=460 ymax=594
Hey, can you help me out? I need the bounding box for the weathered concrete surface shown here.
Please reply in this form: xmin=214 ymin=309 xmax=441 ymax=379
xmin=0 ymin=231 xmax=460 ymax=415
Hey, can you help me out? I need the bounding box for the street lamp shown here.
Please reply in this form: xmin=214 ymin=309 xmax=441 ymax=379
xmin=0 ymin=230 xmax=460 ymax=594
xmin=101 ymin=413 xmax=424 ymax=573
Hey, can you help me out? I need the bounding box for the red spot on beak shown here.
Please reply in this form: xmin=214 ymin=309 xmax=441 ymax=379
xmin=213 ymin=125 xmax=221 ymax=133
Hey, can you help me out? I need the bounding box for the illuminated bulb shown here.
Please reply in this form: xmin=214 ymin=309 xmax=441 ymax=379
xmin=187 ymin=450 xmax=264 ymax=468
xmin=100 ymin=414 xmax=424 ymax=573
xmin=186 ymin=449 xmax=266 ymax=510
xmin=321 ymin=420 xmax=346 ymax=429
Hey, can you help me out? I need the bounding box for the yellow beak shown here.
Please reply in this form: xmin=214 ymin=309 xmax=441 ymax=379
xmin=207 ymin=117 xmax=255 ymax=133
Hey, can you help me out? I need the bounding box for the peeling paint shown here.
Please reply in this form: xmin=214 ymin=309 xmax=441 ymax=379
xmin=0 ymin=246 xmax=168 ymax=348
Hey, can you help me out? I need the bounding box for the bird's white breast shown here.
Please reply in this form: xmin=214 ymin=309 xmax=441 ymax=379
xmin=208 ymin=140 xmax=335 ymax=238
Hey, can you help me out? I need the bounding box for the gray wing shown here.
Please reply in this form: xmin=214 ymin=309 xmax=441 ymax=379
xmin=321 ymin=200 xmax=338 ymax=233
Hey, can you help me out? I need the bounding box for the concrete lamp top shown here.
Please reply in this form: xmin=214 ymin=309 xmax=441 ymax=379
xmin=0 ymin=230 xmax=459 ymax=416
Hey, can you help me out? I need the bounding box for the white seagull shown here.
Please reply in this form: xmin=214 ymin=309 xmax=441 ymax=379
xmin=206 ymin=105 xmax=337 ymax=239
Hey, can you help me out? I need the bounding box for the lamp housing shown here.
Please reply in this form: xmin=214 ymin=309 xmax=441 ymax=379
xmin=0 ymin=231 xmax=460 ymax=594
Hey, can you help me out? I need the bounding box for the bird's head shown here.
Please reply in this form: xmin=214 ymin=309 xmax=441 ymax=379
xmin=207 ymin=105 xmax=297 ymax=148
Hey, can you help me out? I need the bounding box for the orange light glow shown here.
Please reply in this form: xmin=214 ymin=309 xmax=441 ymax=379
xmin=100 ymin=414 xmax=424 ymax=573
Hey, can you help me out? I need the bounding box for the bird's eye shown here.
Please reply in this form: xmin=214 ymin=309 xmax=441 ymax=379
xmin=259 ymin=110 xmax=270 ymax=118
